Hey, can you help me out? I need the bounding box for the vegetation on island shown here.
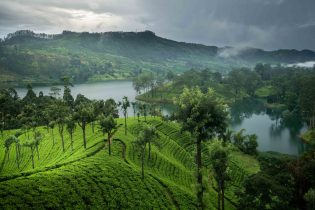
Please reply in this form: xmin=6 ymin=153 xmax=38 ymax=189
xmin=135 ymin=64 xmax=315 ymax=146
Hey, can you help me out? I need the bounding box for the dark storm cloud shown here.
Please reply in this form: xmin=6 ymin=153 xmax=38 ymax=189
xmin=0 ymin=0 xmax=315 ymax=50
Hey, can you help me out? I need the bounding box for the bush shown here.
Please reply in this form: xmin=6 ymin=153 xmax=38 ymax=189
xmin=233 ymin=130 xmax=258 ymax=155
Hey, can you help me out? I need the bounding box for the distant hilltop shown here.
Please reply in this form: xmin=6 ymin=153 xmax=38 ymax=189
xmin=3 ymin=30 xmax=157 ymax=41
xmin=0 ymin=29 xmax=314 ymax=86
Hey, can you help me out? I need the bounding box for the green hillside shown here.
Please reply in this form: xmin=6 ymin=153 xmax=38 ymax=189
xmin=0 ymin=117 xmax=259 ymax=209
xmin=1 ymin=30 xmax=315 ymax=87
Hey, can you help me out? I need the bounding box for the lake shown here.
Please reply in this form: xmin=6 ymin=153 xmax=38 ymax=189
xmin=229 ymin=99 xmax=308 ymax=155
xmin=16 ymin=81 xmax=307 ymax=155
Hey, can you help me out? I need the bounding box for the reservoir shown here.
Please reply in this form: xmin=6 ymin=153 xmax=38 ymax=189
xmin=16 ymin=81 xmax=308 ymax=155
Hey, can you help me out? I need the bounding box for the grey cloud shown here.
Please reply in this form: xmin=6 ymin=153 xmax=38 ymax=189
xmin=0 ymin=0 xmax=315 ymax=50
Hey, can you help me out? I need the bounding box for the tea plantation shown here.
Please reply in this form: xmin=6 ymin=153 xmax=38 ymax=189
xmin=0 ymin=117 xmax=259 ymax=209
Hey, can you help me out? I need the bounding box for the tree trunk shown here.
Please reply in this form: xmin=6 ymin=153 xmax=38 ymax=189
xmin=141 ymin=148 xmax=145 ymax=180
xmin=124 ymin=114 xmax=127 ymax=135
xmin=70 ymin=133 xmax=74 ymax=151
xmin=108 ymin=134 xmax=111 ymax=155
xmin=15 ymin=144 xmax=19 ymax=169
xmin=148 ymin=142 xmax=151 ymax=161
xmin=82 ymin=122 xmax=86 ymax=149
xmin=92 ymin=122 xmax=95 ymax=133
xmin=31 ymin=147 xmax=35 ymax=169
xmin=1 ymin=150 xmax=8 ymax=172
xmin=36 ymin=145 xmax=40 ymax=160
xmin=7 ymin=148 xmax=10 ymax=161
xmin=18 ymin=144 xmax=21 ymax=157
xmin=217 ymin=185 xmax=221 ymax=210
xmin=51 ymin=129 xmax=55 ymax=146
xmin=221 ymin=180 xmax=225 ymax=210
xmin=59 ymin=125 xmax=65 ymax=152
xmin=196 ymin=137 xmax=203 ymax=210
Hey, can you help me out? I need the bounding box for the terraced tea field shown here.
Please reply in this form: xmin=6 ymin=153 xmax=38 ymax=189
xmin=0 ymin=117 xmax=259 ymax=209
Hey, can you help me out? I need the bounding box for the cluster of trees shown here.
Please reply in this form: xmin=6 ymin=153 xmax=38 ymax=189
xmin=162 ymin=65 xmax=315 ymax=133
xmin=133 ymin=124 xmax=159 ymax=179
xmin=132 ymin=72 xmax=166 ymax=97
xmin=228 ymin=64 xmax=315 ymax=130
xmin=0 ymin=78 xmax=141 ymax=171
xmin=238 ymin=151 xmax=315 ymax=210
xmin=232 ymin=129 xmax=258 ymax=155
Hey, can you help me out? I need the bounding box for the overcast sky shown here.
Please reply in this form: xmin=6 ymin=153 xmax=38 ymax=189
xmin=1 ymin=0 xmax=315 ymax=50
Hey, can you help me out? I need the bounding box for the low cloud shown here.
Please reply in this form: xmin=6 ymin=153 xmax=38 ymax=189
xmin=217 ymin=47 xmax=248 ymax=58
xmin=287 ymin=61 xmax=315 ymax=68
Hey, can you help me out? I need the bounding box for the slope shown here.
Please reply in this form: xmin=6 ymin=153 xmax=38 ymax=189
xmin=0 ymin=117 xmax=259 ymax=209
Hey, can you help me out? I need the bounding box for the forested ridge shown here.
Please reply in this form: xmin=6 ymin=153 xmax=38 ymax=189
xmin=1 ymin=30 xmax=315 ymax=86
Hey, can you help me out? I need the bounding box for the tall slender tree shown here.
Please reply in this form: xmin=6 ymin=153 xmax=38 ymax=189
xmin=34 ymin=131 xmax=42 ymax=160
xmin=174 ymin=87 xmax=228 ymax=209
xmin=131 ymin=102 xmax=136 ymax=119
xmin=120 ymin=96 xmax=130 ymax=135
xmin=98 ymin=114 xmax=118 ymax=155
xmin=66 ymin=116 xmax=76 ymax=151
xmin=133 ymin=124 xmax=159 ymax=179
xmin=54 ymin=100 xmax=70 ymax=152
xmin=210 ymin=145 xmax=230 ymax=210
xmin=74 ymin=101 xmax=93 ymax=149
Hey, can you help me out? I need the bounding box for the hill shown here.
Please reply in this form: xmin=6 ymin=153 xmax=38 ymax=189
xmin=0 ymin=117 xmax=259 ymax=209
xmin=0 ymin=30 xmax=315 ymax=86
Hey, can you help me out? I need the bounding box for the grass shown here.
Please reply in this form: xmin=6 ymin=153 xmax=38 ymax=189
xmin=0 ymin=117 xmax=259 ymax=209
xmin=255 ymin=85 xmax=275 ymax=98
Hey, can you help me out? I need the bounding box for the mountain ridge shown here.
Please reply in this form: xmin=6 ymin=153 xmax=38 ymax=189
xmin=0 ymin=30 xmax=314 ymax=86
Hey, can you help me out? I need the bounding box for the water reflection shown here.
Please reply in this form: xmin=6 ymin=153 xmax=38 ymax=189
xmin=229 ymin=99 xmax=308 ymax=155
xmin=15 ymin=82 xmax=308 ymax=155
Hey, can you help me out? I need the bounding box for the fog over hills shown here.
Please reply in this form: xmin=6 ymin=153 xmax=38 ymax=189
xmin=0 ymin=30 xmax=314 ymax=86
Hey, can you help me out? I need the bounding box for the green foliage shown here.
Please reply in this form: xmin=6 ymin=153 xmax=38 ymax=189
xmin=304 ymin=188 xmax=315 ymax=210
xmin=98 ymin=114 xmax=118 ymax=155
xmin=233 ymin=129 xmax=258 ymax=156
